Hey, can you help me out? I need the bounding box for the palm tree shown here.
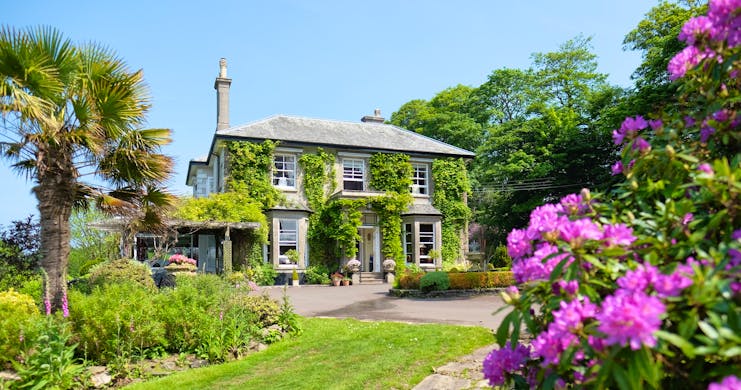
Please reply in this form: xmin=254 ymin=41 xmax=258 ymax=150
xmin=0 ymin=26 xmax=173 ymax=312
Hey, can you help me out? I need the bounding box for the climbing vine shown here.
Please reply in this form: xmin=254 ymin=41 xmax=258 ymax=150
xmin=369 ymin=153 xmax=413 ymax=268
xmin=369 ymin=193 xmax=411 ymax=268
xmin=298 ymin=148 xmax=335 ymax=210
xmin=369 ymin=153 xmax=413 ymax=192
xmin=299 ymin=149 xmax=340 ymax=267
xmin=225 ymin=140 xmax=281 ymax=209
xmin=432 ymin=158 xmax=471 ymax=264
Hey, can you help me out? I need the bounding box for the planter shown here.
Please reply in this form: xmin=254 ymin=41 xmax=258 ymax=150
xmin=332 ymin=279 xmax=341 ymax=286
xmin=165 ymin=264 xmax=197 ymax=275
xmin=292 ymin=279 xmax=299 ymax=287
xmin=341 ymin=279 xmax=350 ymax=286
xmin=382 ymin=258 xmax=396 ymax=273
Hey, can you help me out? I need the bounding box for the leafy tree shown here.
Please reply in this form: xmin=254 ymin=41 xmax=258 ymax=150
xmin=68 ymin=207 xmax=120 ymax=278
xmin=0 ymin=215 xmax=41 ymax=272
xmin=0 ymin=27 xmax=173 ymax=312
xmin=472 ymin=37 xmax=616 ymax=244
xmin=389 ymin=85 xmax=485 ymax=152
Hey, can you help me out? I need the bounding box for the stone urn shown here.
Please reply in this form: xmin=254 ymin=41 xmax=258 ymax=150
xmin=345 ymin=259 xmax=361 ymax=273
xmin=382 ymin=259 xmax=396 ymax=273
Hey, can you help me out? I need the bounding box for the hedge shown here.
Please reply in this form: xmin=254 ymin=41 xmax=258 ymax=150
xmin=446 ymin=271 xmax=514 ymax=290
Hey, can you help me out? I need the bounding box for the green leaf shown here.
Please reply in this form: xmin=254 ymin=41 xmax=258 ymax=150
xmin=496 ymin=310 xmax=514 ymax=347
xmin=656 ymin=330 xmax=696 ymax=358
xmin=698 ymin=321 xmax=719 ymax=339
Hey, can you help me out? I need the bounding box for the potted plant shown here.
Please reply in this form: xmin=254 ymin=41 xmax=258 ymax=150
xmin=342 ymin=275 xmax=351 ymax=286
xmin=382 ymin=258 xmax=397 ymax=273
xmin=344 ymin=259 xmax=361 ymax=274
xmin=331 ymin=272 xmax=343 ymax=286
xmin=165 ymin=254 xmax=197 ymax=275
xmin=292 ymin=268 xmax=300 ymax=286
xmin=285 ymin=249 xmax=300 ymax=265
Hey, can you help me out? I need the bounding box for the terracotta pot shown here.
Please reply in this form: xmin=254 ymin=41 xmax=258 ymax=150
xmin=342 ymin=280 xmax=350 ymax=286
xmin=332 ymin=279 xmax=341 ymax=286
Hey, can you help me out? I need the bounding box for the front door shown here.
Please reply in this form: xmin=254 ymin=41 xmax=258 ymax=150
xmin=359 ymin=228 xmax=375 ymax=272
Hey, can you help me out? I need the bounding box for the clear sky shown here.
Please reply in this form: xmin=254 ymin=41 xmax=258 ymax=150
xmin=2 ymin=0 xmax=659 ymax=225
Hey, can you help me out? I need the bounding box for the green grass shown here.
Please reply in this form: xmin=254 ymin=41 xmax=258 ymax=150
xmin=126 ymin=317 xmax=493 ymax=390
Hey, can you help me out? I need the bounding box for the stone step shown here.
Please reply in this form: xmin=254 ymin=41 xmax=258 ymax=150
xmin=358 ymin=272 xmax=385 ymax=284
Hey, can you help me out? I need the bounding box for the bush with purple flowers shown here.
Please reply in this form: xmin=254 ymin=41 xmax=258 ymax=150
xmin=484 ymin=1 xmax=740 ymax=388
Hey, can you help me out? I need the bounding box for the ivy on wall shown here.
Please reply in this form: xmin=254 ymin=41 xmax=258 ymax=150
xmin=298 ymin=148 xmax=335 ymax=210
xmin=299 ymin=149 xmax=341 ymax=267
xmin=368 ymin=153 xmax=413 ymax=268
xmin=432 ymin=158 xmax=472 ymax=264
xmin=225 ymin=140 xmax=281 ymax=209
xmin=369 ymin=153 xmax=413 ymax=192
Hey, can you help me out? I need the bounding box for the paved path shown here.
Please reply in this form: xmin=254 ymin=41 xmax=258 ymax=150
xmin=264 ymin=284 xmax=505 ymax=389
xmin=264 ymin=283 xmax=509 ymax=331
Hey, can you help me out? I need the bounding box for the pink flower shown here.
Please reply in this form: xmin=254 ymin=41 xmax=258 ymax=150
xmin=507 ymin=228 xmax=533 ymax=260
xmin=682 ymin=213 xmax=694 ymax=226
xmin=648 ymin=119 xmax=663 ymax=130
xmin=632 ymin=137 xmax=651 ymax=152
xmin=552 ymin=297 xmax=596 ymax=333
xmin=668 ymin=46 xmax=714 ymax=80
xmin=617 ymin=263 xmax=658 ymax=292
xmin=482 ymin=342 xmax=530 ymax=387
xmin=62 ymin=292 xmax=69 ymax=318
xmin=532 ymin=328 xmax=579 ymax=365
xmin=527 ymin=204 xmax=568 ymax=240
xmin=597 ymin=290 xmax=665 ymax=350
xmin=708 ymin=375 xmax=741 ymax=390
xmin=679 ymin=15 xmax=714 ymax=45
xmin=558 ymin=218 xmax=602 ymax=248
xmin=611 ymin=161 xmax=623 ymax=176
xmin=698 ymin=163 xmax=714 ymax=175
xmin=44 ymin=299 xmax=51 ymax=316
xmin=602 ymin=223 xmax=636 ymax=247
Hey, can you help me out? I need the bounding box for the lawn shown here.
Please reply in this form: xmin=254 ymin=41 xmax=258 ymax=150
xmin=126 ymin=317 xmax=493 ymax=390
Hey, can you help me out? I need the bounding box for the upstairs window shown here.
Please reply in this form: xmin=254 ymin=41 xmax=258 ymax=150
xmin=273 ymin=155 xmax=296 ymax=189
xmin=343 ymin=158 xmax=365 ymax=191
xmin=411 ymin=163 xmax=428 ymax=195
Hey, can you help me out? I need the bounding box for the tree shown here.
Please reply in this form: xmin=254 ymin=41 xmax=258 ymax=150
xmin=0 ymin=27 xmax=173 ymax=312
xmin=389 ymin=85 xmax=486 ymax=152
xmin=0 ymin=215 xmax=41 ymax=272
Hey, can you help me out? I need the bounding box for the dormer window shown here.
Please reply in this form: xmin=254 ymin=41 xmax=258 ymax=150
xmin=273 ymin=154 xmax=296 ymax=189
xmin=343 ymin=158 xmax=365 ymax=191
xmin=411 ymin=163 xmax=428 ymax=195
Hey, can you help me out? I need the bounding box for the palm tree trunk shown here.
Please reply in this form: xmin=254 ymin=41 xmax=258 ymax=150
xmin=34 ymin=150 xmax=75 ymax=314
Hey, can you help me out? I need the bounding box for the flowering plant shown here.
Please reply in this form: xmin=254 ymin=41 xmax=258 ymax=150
xmin=344 ymin=259 xmax=361 ymax=273
xmin=485 ymin=1 xmax=740 ymax=388
xmin=168 ymin=254 xmax=196 ymax=266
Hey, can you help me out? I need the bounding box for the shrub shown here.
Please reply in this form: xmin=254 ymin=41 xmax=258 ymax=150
xmin=68 ymin=283 xmax=166 ymax=363
xmin=13 ymin=317 xmax=84 ymax=389
xmin=489 ymin=245 xmax=512 ymax=269
xmin=419 ymin=271 xmax=450 ymax=292
xmin=88 ymin=258 xmax=156 ymax=291
xmin=486 ymin=6 xmax=741 ymax=388
xmin=0 ymin=289 xmax=40 ymax=367
xmin=397 ymin=268 xmax=425 ymax=289
xmin=447 ymin=271 xmax=515 ymax=290
xmin=304 ymin=264 xmax=330 ymax=285
xmin=245 ymin=260 xmax=278 ymax=286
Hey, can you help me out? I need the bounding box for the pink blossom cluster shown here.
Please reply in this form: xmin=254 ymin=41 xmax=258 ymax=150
xmin=669 ymin=0 xmax=741 ymax=80
xmin=596 ymin=290 xmax=666 ymax=350
xmin=168 ymin=253 xmax=197 ymax=266
xmin=532 ymin=296 xmax=596 ymax=365
xmin=482 ymin=341 xmax=530 ymax=386
xmin=708 ymin=375 xmax=741 ymax=390
xmin=507 ymin=193 xmax=636 ymax=283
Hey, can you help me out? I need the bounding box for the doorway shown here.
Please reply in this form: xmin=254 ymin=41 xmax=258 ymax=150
xmin=358 ymin=227 xmax=379 ymax=272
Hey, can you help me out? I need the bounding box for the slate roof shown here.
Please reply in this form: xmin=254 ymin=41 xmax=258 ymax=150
xmin=216 ymin=115 xmax=475 ymax=158
xmin=402 ymin=203 xmax=442 ymax=216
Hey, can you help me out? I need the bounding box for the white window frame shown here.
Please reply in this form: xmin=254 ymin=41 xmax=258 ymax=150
xmin=273 ymin=154 xmax=296 ymax=189
xmin=403 ymin=223 xmax=413 ymax=263
xmin=418 ymin=223 xmax=435 ymax=264
xmin=277 ymin=219 xmax=298 ymax=264
xmin=343 ymin=158 xmax=365 ymax=191
xmin=411 ymin=163 xmax=429 ymax=195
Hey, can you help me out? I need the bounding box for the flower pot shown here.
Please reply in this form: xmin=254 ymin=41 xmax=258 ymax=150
xmin=342 ymin=280 xmax=350 ymax=286
xmin=165 ymin=263 xmax=197 ymax=275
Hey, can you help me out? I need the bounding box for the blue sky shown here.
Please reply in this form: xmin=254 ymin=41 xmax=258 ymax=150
xmin=2 ymin=0 xmax=658 ymax=225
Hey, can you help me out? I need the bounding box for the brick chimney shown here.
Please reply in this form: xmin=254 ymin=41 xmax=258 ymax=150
xmin=361 ymin=108 xmax=385 ymax=124
xmin=214 ymin=58 xmax=232 ymax=131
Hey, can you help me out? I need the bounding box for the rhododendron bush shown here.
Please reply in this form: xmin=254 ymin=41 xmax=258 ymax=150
xmin=485 ymin=1 xmax=740 ymax=388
